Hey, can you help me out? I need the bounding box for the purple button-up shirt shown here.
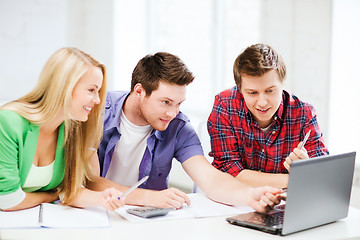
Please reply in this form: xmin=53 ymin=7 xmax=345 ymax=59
xmin=98 ymin=91 xmax=204 ymax=190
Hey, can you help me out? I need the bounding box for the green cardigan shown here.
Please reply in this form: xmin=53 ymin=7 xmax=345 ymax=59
xmin=0 ymin=110 xmax=65 ymax=196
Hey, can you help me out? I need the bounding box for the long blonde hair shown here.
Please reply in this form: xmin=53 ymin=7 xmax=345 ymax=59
xmin=1 ymin=47 xmax=107 ymax=204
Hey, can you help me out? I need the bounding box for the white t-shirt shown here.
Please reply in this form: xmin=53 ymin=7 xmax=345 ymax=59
xmin=261 ymin=122 xmax=274 ymax=134
xmin=105 ymin=111 xmax=153 ymax=186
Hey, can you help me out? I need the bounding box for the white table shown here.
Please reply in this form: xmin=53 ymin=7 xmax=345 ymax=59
xmin=1 ymin=207 xmax=360 ymax=240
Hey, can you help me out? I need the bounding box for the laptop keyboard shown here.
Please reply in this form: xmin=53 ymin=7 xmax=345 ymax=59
xmin=264 ymin=211 xmax=284 ymax=227
xmin=276 ymin=204 xmax=286 ymax=211
xmin=246 ymin=205 xmax=285 ymax=228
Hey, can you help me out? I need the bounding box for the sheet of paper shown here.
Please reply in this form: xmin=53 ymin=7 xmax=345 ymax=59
xmin=185 ymin=193 xmax=254 ymax=218
xmin=0 ymin=205 xmax=41 ymax=229
xmin=116 ymin=193 xmax=254 ymax=222
xmin=40 ymin=203 xmax=110 ymax=228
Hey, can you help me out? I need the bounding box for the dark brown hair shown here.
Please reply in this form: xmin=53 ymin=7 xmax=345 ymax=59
xmin=131 ymin=52 xmax=194 ymax=96
xmin=233 ymin=43 xmax=287 ymax=88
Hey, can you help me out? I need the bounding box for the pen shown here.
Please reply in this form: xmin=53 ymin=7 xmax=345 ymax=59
xmin=118 ymin=175 xmax=149 ymax=200
xmin=280 ymin=188 xmax=287 ymax=198
xmin=300 ymin=130 xmax=311 ymax=149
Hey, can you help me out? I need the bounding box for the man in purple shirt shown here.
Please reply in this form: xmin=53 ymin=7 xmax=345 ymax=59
xmin=98 ymin=91 xmax=203 ymax=191
xmin=89 ymin=52 xmax=282 ymax=213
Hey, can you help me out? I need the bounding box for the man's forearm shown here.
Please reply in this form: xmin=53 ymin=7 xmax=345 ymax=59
xmin=201 ymin=170 xmax=254 ymax=206
xmin=235 ymin=169 xmax=289 ymax=188
xmin=183 ymin=156 xmax=255 ymax=206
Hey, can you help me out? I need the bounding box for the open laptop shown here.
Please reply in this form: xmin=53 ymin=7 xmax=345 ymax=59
xmin=226 ymin=152 xmax=356 ymax=235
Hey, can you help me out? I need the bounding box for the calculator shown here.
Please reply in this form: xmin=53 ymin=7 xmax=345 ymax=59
xmin=126 ymin=206 xmax=174 ymax=218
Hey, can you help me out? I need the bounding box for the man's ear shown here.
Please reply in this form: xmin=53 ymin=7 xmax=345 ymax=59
xmin=133 ymin=83 xmax=146 ymax=97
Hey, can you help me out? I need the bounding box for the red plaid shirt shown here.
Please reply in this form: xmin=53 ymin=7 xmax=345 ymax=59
xmin=207 ymin=86 xmax=328 ymax=176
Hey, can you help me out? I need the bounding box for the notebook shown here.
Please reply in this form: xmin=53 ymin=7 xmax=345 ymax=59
xmin=226 ymin=151 xmax=356 ymax=235
xmin=0 ymin=203 xmax=110 ymax=229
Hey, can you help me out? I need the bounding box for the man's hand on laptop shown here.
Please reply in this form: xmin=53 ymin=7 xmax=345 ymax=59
xmin=276 ymin=188 xmax=287 ymax=200
xmin=248 ymin=187 xmax=283 ymax=213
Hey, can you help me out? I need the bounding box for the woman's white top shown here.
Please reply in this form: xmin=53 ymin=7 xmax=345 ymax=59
xmin=23 ymin=161 xmax=55 ymax=192
xmin=0 ymin=161 xmax=54 ymax=210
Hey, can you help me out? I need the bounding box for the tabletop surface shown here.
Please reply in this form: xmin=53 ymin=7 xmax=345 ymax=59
xmin=1 ymin=207 xmax=360 ymax=240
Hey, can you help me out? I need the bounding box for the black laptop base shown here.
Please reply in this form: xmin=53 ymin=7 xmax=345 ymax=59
xmin=226 ymin=211 xmax=283 ymax=235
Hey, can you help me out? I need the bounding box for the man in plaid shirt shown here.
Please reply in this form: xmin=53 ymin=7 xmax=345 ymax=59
xmin=207 ymin=43 xmax=328 ymax=188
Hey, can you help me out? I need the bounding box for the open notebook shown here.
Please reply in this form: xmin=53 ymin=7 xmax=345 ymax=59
xmin=0 ymin=203 xmax=110 ymax=229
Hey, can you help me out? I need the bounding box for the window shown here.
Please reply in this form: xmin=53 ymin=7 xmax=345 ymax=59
xmin=329 ymin=0 xmax=360 ymax=162
xmin=114 ymin=0 xmax=262 ymax=127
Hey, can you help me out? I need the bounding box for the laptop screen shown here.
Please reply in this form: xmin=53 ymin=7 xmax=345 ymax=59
xmin=282 ymin=152 xmax=356 ymax=235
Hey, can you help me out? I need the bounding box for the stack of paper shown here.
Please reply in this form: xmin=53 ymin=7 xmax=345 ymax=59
xmin=116 ymin=193 xmax=254 ymax=222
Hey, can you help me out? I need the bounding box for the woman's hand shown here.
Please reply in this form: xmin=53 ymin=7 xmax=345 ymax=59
xmin=98 ymin=187 xmax=125 ymax=211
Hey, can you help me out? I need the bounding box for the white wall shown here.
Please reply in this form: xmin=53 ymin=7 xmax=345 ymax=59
xmin=0 ymin=0 xmax=117 ymax=103
xmin=328 ymin=0 xmax=360 ymax=156
xmin=0 ymin=0 xmax=68 ymax=103
xmin=67 ymin=0 xmax=117 ymax=89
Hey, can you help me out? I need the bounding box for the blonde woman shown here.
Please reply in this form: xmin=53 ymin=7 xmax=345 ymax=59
xmin=0 ymin=47 xmax=124 ymax=211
